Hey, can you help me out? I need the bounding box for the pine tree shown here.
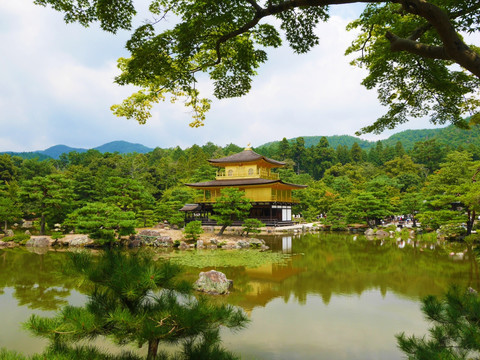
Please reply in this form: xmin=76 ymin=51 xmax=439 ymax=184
xmin=26 ymin=251 xmax=248 ymax=360
xmin=397 ymin=285 xmax=480 ymax=360
xmin=211 ymin=188 xmax=252 ymax=235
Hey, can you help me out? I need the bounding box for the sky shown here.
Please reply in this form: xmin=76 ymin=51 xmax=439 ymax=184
xmin=0 ymin=1 xmax=448 ymax=152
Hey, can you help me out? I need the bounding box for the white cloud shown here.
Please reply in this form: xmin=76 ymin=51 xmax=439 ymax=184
xmin=0 ymin=2 xmax=466 ymax=152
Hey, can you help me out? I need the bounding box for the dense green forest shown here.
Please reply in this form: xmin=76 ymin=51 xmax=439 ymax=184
xmin=1 ymin=130 xmax=480 ymax=241
xmin=256 ymin=124 xmax=480 ymax=154
xmin=4 ymin=125 xmax=480 ymax=161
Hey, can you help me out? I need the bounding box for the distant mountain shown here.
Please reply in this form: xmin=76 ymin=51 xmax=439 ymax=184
xmin=93 ymin=141 xmax=153 ymax=154
xmin=2 ymin=125 xmax=480 ymax=161
xmin=40 ymin=145 xmax=87 ymax=159
xmin=1 ymin=141 xmax=155 ymax=160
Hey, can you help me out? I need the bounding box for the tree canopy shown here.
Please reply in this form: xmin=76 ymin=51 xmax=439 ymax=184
xmin=35 ymin=0 xmax=480 ymax=134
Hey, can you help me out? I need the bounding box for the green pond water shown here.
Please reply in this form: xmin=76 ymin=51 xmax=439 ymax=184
xmin=0 ymin=233 xmax=477 ymax=359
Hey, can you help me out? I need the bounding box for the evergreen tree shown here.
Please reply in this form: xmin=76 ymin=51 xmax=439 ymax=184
xmin=278 ymin=137 xmax=291 ymax=159
xmin=0 ymin=183 xmax=21 ymax=232
xmin=335 ymin=144 xmax=351 ymax=165
xmin=350 ymin=143 xmax=363 ymax=163
xmin=291 ymin=137 xmax=306 ymax=175
xmin=411 ymin=139 xmax=448 ymax=173
xmin=64 ymin=203 xmax=136 ymax=245
xmin=0 ymin=154 xmax=18 ymax=184
xmin=183 ymin=220 xmax=204 ymax=241
xmin=212 ymin=188 xmax=252 ymax=236
xmin=308 ymin=137 xmax=336 ymax=180
xmin=348 ymin=191 xmax=392 ymax=228
xmin=395 ymin=141 xmax=406 ymax=158
xmin=241 ymin=219 xmax=264 ymax=237
xmin=20 ymin=174 xmax=74 ymax=235
xmin=325 ymin=200 xmax=350 ymax=230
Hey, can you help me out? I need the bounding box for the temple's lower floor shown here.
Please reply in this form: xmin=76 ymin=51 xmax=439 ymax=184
xmin=180 ymin=202 xmax=296 ymax=227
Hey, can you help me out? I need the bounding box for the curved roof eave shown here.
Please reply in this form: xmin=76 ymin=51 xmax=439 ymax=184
xmin=208 ymin=149 xmax=285 ymax=166
xmin=185 ymin=178 xmax=307 ymax=188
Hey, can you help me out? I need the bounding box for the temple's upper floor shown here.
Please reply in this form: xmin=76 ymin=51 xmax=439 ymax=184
xmin=209 ymin=148 xmax=284 ymax=181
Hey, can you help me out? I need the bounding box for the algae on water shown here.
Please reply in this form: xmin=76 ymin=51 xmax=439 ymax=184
xmin=168 ymin=249 xmax=288 ymax=268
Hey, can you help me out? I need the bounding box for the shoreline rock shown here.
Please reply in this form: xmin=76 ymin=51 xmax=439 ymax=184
xmin=194 ymin=270 xmax=233 ymax=295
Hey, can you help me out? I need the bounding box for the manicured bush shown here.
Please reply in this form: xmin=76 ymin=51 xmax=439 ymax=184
xmin=241 ymin=219 xmax=264 ymax=237
xmin=183 ymin=221 xmax=203 ymax=241
xmin=2 ymin=234 xmax=30 ymax=244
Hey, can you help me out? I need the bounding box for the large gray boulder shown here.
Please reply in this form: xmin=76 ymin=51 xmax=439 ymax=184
xmin=0 ymin=240 xmax=14 ymax=248
xmin=136 ymin=230 xmax=173 ymax=247
xmin=236 ymin=240 xmax=250 ymax=248
xmin=61 ymin=234 xmax=94 ymax=247
xmin=248 ymin=238 xmax=265 ymax=248
xmin=4 ymin=229 xmax=14 ymax=237
xmin=178 ymin=241 xmax=189 ymax=250
xmin=21 ymin=220 xmax=33 ymax=228
xmin=152 ymin=236 xmax=173 ymax=247
xmin=194 ymin=270 xmax=232 ymax=295
xmin=26 ymin=236 xmax=51 ymax=247
xmin=138 ymin=229 xmax=163 ymax=237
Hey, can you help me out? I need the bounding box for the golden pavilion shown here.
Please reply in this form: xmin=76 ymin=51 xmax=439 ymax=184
xmin=180 ymin=146 xmax=307 ymax=226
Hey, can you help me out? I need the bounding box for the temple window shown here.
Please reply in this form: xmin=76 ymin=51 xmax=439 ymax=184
xmin=228 ymin=170 xmax=233 ymax=177
xmin=248 ymin=168 xmax=254 ymax=176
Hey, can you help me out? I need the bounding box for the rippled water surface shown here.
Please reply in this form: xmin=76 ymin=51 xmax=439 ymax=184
xmin=0 ymin=233 xmax=476 ymax=359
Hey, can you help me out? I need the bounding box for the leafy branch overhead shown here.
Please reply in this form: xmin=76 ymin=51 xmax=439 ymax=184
xmin=36 ymin=0 xmax=480 ymax=133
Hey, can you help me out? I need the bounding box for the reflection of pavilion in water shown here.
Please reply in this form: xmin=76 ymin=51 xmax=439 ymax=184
xmin=230 ymin=236 xmax=307 ymax=313
xmin=226 ymin=235 xmax=480 ymax=314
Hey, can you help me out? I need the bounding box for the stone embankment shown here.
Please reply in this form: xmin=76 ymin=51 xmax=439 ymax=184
xmin=0 ymin=228 xmax=269 ymax=250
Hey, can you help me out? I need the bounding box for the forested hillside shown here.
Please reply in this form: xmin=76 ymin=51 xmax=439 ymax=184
xmin=3 ymin=125 xmax=480 ymax=161
xmin=1 ymin=132 xmax=479 ymax=241
xmin=257 ymin=125 xmax=480 ymax=152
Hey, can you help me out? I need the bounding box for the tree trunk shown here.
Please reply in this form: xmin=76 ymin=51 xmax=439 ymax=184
xmin=3 ymin=220 xmax=6 ymax=233
xmin=40 ymin=213 xmax=46 ymax=235
xmin=147 ymin=339 xmax=159 ymax=360
xmin=218 ymin=224 xmax=227 ymax=236
xmin=466 ymin=210 xmax=476 ymax=236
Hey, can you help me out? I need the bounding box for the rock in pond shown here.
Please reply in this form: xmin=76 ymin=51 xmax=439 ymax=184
xmin=194 ymin=270 xmax=233 ymax=295
xmin=178 ymin=241 xmax=189 ymax=250
xmin=61 ymin=234 xmax=94 ymax=247
xmin=364 ymin=229 xmax=374 ymax=236
xmin=135 ymin=230 xmax=173 ymax=247
xmin=375 ymin=230 xmax=389 ymax=238
xmin=0 ymin=240 xmax=15 ymax=248
xmin=26 ymin=236 xmax=51 ymax=247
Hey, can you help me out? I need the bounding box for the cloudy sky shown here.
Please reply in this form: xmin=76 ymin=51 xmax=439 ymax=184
xmin=0 ymin=1 xmax=442 ymax=152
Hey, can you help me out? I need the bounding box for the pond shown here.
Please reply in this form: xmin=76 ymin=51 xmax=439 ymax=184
xmin=0 ymin=233 xmax=477 ymax=359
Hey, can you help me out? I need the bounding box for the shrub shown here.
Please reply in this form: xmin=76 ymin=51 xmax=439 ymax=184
xmin=51 ymin=232 xmax=65 ymax=240
xmin=437 ymin=223 xmax=467 ymax=241
xmin=241 ymin=219 xmax=264 ymax=237
xmin=183 ymin=221 xmax=203 ymax=241
xmin=3 ymin=234 xmax=30 ymax=244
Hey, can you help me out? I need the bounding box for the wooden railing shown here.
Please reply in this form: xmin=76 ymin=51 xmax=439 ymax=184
xmin=194 ymin=195 xmax=299 ymax=203
xmin=215 ymin=169 xmax=279 ymax=180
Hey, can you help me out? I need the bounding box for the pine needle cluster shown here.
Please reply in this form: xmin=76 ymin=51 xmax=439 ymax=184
xmin=397 ymin=285 xmax=480 ymax=360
